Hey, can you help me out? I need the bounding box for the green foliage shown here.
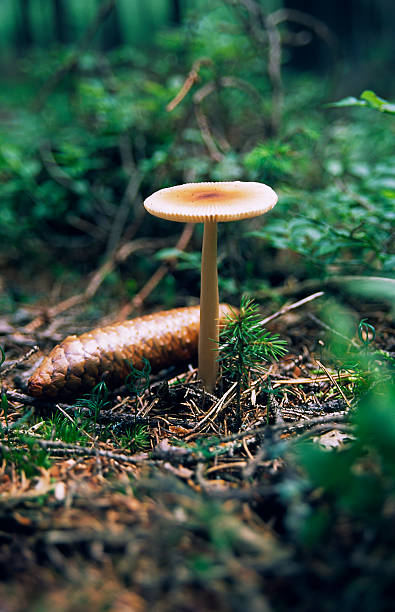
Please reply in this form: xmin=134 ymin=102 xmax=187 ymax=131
xmin=250 ymin=167 xmax=394 ymax=276
xmin=355 ymin=384 xmax=395 ymax=472
xmin=331 ymin=90 xmax=395 ymax=114
xmin=73 ymin=381 xmax=110 ymax=423
xmin=1 ymin=11 xmax=393 ymax=304
xmin=23 ymin=375 xmax=153 ymax=449
xmin=0 ymin=437 xmax=51 ymax=478
xmin=244 ymin=142 xmax=295 ymax=183
xmin=125 ymin=358 xmax=151 ymax=398
xmin=298 ymin=383 xmax=395 ymax=530
xmin=219 ymin=297 xmax=287 ymax=385
xmin=40 ymin=376 xmax=152 ymax=446
xmin=38 ymin=383 xmax=111 ymax=444
xmin=357 ymin=318 xmax=376 ymax=354
xmin=249 ymin=90 xmax=395 ymax=279
xmin=1 ymin=391 xmax=9 ymax=430
xmin=0 ymin=404 xmax=51 ymax=476
xmin=0 ymin=6 xmax=324 ymax=294
xmin=119 ymin=424 xmax=150 ymax=453
xmin=42 ymin=410 xmax=91 ymax=445
xmin=218 ymin=297 xmax=287 ymax=426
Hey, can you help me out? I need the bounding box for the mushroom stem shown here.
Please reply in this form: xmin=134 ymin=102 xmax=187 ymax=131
xmin=199 ymin=219 xmax=219 ymax=391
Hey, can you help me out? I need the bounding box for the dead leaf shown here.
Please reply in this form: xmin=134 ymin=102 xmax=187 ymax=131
xmin=314 ymin=429 xmax=355 ymax=450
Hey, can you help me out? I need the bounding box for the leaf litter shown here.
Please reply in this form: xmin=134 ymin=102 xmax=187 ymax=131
xmin=0 ymin=296 xmax=394 ymax=612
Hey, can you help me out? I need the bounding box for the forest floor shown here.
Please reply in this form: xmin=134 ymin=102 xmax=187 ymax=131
xmin=0 ymin=287 xmax=394 ymax=612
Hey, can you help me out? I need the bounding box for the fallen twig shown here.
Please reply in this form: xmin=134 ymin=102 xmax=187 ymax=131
xmin=167 ymin=57 xmax=212 ymax=112
xmin=0 ymin=346 xmax=39 ymax=378
xmin=315 ymin=359 xmax=352 ymax=408
xmin=211 ymin=411 xmax=349 ymax=446
xmin=118 ymin=223 xmax=195 ymax=319
xmin=261 ymin=291 xmax=324 ymax=325
xmin=184 ymin=382 xmax=238 ymax=439
xmin=104 ymin=135 xmax=143 ymax=259
xmin=22 ymin=236 xmax=173 ymax=332
xmin=271 ymin=371 xmax=355 ymax=386
xmin=34 ymin=438 xmax=150 ymax=465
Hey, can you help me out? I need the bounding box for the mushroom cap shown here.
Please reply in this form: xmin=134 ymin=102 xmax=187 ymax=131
xmin=144 ymin=181 xmax=278 ymax=223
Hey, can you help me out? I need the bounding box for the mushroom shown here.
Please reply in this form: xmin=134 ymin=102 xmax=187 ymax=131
xmin=144 ymin=181 xmax=278 ymax=391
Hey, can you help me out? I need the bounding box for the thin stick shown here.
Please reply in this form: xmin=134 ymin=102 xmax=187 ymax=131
xmin=22 ymin=236 xmax=172 ymax=331
xmin=55 ymin=403 xmax=96 ymax=442
xmin=271 ymin=371 xmax=355 ymax=387
xmin=104 ymin=136 xmax=143 ymax=258
xmin=193 ymin=76 xmax=263 ymax=160
xmin=206 ymin=461 xmax=247 ymax=474
xmin=210 ymin=411 xmax=349 ymax=446
xmin=0 ymin=346 xmax=39 ymax=378
xmin=242 ymin=437 xmax=254 ymax=460
xmin=315 ymin=360 xmax=352 ymax=408
xmin=184 ymin=382 xmax=237 ymax=438
xmin=261 ymin=291 xmax=324 ymax=325
xmin=194 ymin=106 xmax=224 ymax=162
xmin=167 ymin=58 xmax=212 ymax=112
xmin=270 ymin=8 xmax=339 ymax=55
xmin=119 ymin=223 xmax=195 ymax=319
xmin=308 ymin=313 xmax=360 ymax=349
xmin=34 ymin=438 xmax=150 ymax=465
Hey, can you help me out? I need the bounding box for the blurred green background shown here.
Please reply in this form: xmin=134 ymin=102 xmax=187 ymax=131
xmin=0 ymin=0 xmax=394 ymax=313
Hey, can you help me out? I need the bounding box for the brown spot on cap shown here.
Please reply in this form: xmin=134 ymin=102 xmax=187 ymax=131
xmin=144 ymin=181 xmax=278 ymax=223
xmin=195 ymin=191 xmax=224 ymax=200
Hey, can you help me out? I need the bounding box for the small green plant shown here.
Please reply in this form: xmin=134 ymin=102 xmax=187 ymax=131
xmin=0 ymin=395 xmax=50 ymax=475
xmin=0 ymin=437 xmax=51 ymax=478
xmin=218 ymin=297 xmax=287 ymax=428
xmin=125 ymin=358 xmax=151 ymax=411
xmin=1 ymin=391 xmax=9 ymax=432
xmin=358 ymin=318 xmax=376 ymax=355
xmin=73 ymin=381 xmax=110 ymax=426
xmin=119 ymin=424 xmax=150 ymax=453
xmin=332 ymin=317 xmax=394 ymax=401
xmin=43 ymin=410 xmax=90 ymax=444
xmin=38 ymin=382 xmax=112 ymax=444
